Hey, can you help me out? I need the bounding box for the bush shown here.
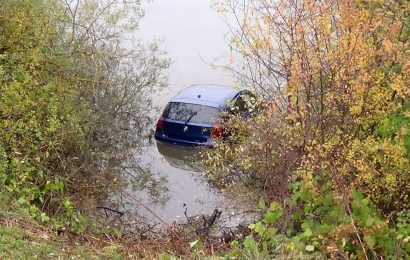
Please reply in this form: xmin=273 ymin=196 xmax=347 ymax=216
xmin=224 ymin=188 xmax=410 ymax=259
xmin=205 ymin=1 xmax=409 ymax=258
xmin=0 ymin=0 xmax=169 ymax=222
xmin=208 ymin=0 xmax=409 ymax=219
xmin=0 ymin=0 xmax=89 ymax=218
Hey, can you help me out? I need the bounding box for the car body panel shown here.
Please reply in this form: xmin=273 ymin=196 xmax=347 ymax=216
xmin=161 ymin=119 xmax=211 ymax=144
xmin=170 ymin=84 xmax=244 ymax=109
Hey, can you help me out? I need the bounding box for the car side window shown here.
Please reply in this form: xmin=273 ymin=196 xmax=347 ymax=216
xmin=234 ymin=96 xmax=247 ymax=113
xmin=231 ymin=92 xmax=256 ymax=116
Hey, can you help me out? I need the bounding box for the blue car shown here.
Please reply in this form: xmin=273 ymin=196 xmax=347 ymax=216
xmin=155 ymin=84 xmax=253 ymax=146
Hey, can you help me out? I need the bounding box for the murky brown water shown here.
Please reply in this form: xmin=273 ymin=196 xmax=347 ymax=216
xmin=103 ymin=0 xmax=257 ymax=227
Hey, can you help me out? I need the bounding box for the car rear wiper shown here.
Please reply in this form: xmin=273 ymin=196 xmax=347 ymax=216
xmin=185 ymin=109 xmax=201 ymax=124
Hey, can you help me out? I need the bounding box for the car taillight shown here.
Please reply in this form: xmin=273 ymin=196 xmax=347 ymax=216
xmin=156 ymin=116 xmax=164 ymax=130
xmin=211 ymin=124 xmax=224 ymax=138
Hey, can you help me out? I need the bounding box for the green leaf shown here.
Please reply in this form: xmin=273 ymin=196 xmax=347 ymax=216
xmin=301 ymin=222 xmax=310 ymax=230
xmin=113 ymin=228 xmax=122 ymax=238
xmin=243 ymin=235 xmax=257 ymax=253
xmin=268 ymin=201 xmax=282 ymax=212
xmin=305 ymin=245 xmax=315 ymax=252
xmin=258 ymin=197 xmax=266 ymax=209
xmin=365 ymin=217 xmax=375 ymax=227
xmin=189 ymin=239 xmax=202 ymax=250
xmin=264 ymin=211 xmax=280 ymax=224
xmin=265 ymin=227 xmax=278 ymax=240
xmin=364 ymin=235 xmax=376 ymax=249
xmin=254 ymin=222 xmax=266 ymax=235
xmin=342 ymin=238 xmax=347 ymax=247
xmin=40 ymin=212 xmax=50 ymax=223
xmin=303 ymin=228 xmax=313 ymax=238
xmin=17 ymin=196 xmax=26 ymax=205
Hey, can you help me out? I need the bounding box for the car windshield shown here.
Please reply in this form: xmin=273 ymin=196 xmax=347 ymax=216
xmin=162 ymin=102 xmax=220 ymax=124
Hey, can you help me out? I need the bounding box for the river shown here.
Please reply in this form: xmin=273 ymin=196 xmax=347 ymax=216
xmin=102 ymin=0 xmax=256 ymax=228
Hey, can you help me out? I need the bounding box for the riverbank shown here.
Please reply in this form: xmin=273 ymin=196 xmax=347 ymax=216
xmin=0 ymin=202 xmax=246 ymax=259
xmin=0 ymin=208 xmax=125 ymax=258
xmin=0 ymin=207 xmax=181 ymax=259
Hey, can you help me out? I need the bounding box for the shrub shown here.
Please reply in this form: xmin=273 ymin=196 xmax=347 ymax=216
xmin=0 ymin=0 xmax=169 ymax=221
xmin=224 ymin=188 xmax=409 ymax=259
xmin=208 ymin=0 xmax=409 ymax=219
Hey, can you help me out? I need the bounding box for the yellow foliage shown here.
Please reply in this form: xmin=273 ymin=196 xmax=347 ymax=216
xmin=210 ymin=0 xmax=409 ymax=217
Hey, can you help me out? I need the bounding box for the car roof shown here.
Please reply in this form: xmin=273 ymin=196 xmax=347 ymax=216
xmin=170 ymin=84 xmax=245 ymax=109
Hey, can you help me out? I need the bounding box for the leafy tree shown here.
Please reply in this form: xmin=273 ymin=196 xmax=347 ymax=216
xmin=0 ymin=0 xmax=169 ymax=220
xmin=206 ymin=1 xmax=409 ymax=257
xmin=208 ymin=0 xmax=409 ymax=217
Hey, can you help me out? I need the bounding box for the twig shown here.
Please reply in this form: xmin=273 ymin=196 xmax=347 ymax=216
xmin=123 ymin=191 xmax=184 ymax=243
xmin=183 ymin=207 xmax=188 ymax=221
xmin=96 ymin=206 xmax=124 ymax=217
xmin=347 ymin=207 xmax=369 ymax=260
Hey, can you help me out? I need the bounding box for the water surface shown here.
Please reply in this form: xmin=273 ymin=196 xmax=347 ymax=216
xmin=137 ymin=0 xmax=234 ymax=105
xmin=105 ymin=0 xmax=256 ymax=227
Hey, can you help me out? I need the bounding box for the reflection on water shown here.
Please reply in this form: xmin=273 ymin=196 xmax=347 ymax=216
xmin=156 ymin=142 xmax=203 ymax=172
xmin=104 ymin=142 xmax=222 ymax=225
xmin=100 ymin=141 xmax=258 ymax=229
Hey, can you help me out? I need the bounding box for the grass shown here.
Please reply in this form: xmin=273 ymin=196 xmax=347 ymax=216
xmin=0 ymin=197 xmax=232 ymax=259
xmin=0 ymin=207 xmax=131 ymax=259
xmin=0 ymin=222 xmax=125 ymax=259
xmin=0 ymin=204 xmax=202 ymax=259
xmin=0 ymin=210 xmax=234 ymax=259
xmin=0 ymin=225 xmax=57 ymax=258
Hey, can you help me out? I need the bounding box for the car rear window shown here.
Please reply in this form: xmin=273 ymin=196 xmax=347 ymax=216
xmin=162 ymin=102 xmax=220 ymax=124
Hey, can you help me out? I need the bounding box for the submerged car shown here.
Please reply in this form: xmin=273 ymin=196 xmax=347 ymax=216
xmin=155 ymin=84 xmax=253 ymax=146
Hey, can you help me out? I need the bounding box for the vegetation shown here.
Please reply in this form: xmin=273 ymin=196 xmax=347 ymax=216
xmin=0 ymin=197 xmax=168 ymax=259
xmin=205 ymin=0 xmax=410 ymax=258
xmin=0 ymin=0 xmax=168 ymax=220
xmin=0 ymin=0 xmax=171 ymax=251
xmin=0 ymin=0 xmax=408 ymax=258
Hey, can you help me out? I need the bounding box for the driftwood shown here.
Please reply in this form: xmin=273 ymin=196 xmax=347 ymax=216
xmin=96 ymin=206 xmax=124 ymax=218
xmin=202 ymin=209 xmax=222 ymax=228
